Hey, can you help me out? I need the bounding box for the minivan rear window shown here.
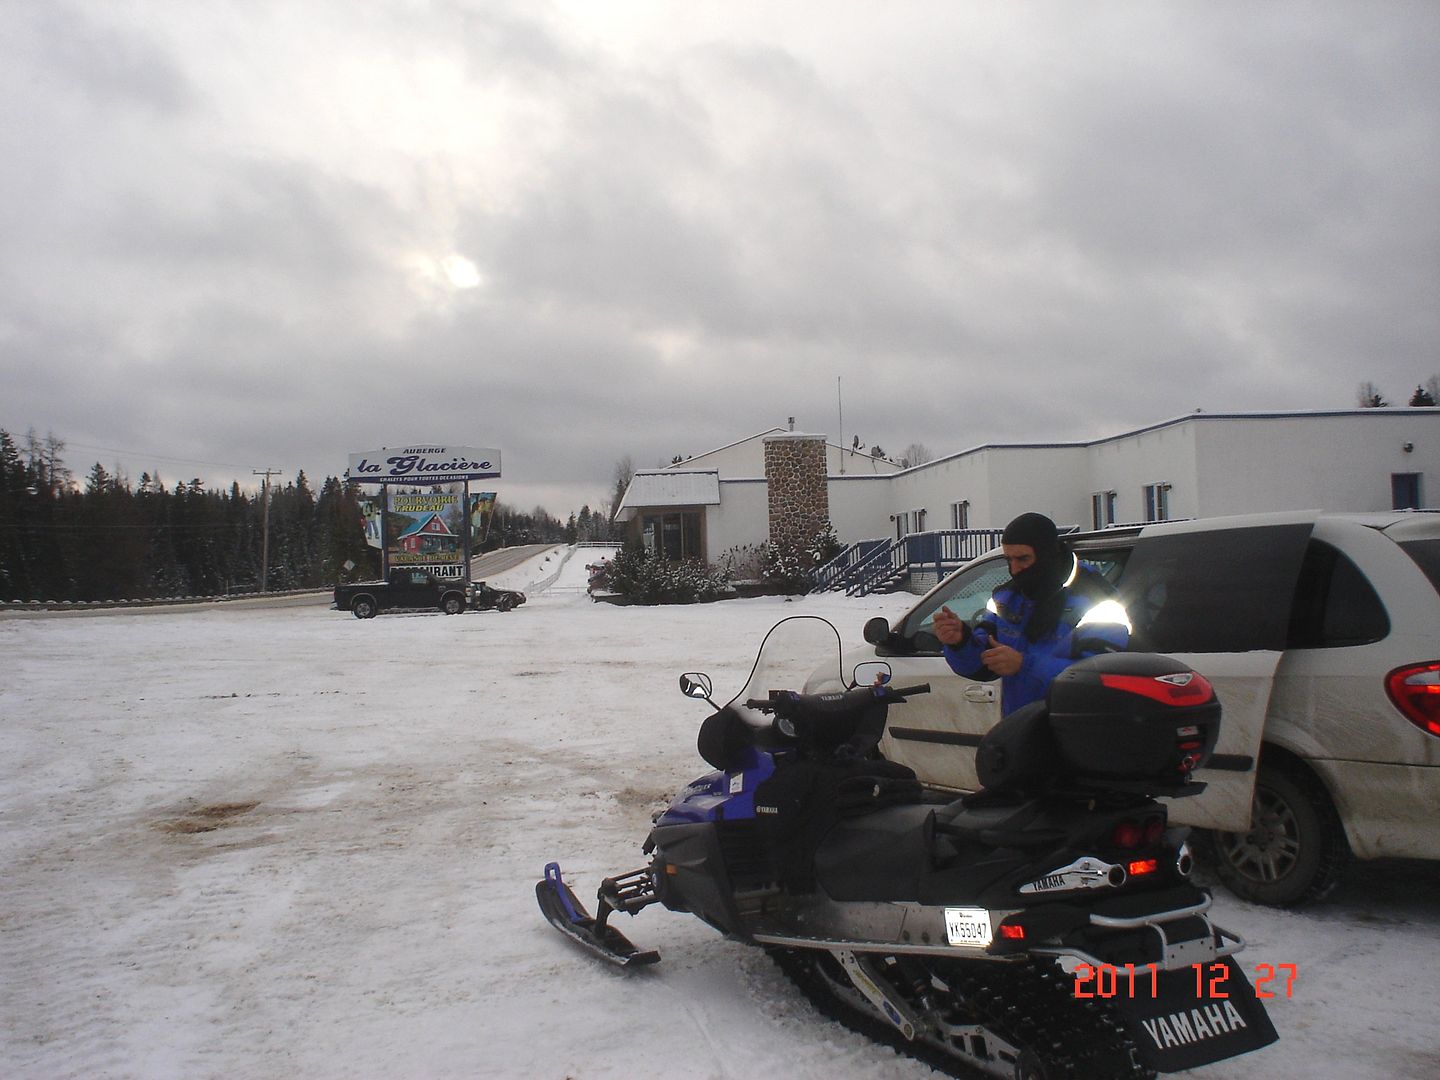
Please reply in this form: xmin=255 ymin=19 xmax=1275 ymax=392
xmin=1287 ymin=541 xmax=1389 ymax=648
xmin=1399 ymin=539 xmax=1440 ymax=595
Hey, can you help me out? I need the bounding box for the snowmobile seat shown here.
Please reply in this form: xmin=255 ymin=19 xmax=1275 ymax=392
xmin=813 ymin=804 xmax=936 ymax=902
xmin=931 ymin=797 xmax=1068 ymax=851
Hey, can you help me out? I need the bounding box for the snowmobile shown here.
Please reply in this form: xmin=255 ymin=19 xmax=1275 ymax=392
xmin=536 ymin=616 xmax=1278 ymax=1079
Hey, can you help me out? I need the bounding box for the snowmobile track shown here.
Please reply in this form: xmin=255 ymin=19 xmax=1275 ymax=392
xmin=766 ymin=947 xmax=1154 ymax=1080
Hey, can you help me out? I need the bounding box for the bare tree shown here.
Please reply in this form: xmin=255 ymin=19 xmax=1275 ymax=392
xmin=901 ymin=442 xmax=933 ymax=468
xmin=24 ymin=428 xmax=71 ymax=495
xmin=609 ymin=455 xmax=634 ymax=522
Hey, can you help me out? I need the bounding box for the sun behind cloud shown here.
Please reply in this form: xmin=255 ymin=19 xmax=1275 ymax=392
xmin=441 ymin=254 xmax=483 ymax=289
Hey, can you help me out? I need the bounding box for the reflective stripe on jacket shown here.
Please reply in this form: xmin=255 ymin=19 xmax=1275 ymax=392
xmin=941 ymin=560 xmax=1130 ymax=714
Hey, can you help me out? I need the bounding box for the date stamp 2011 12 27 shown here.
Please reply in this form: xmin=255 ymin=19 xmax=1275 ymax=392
xmin=1072 ymin=962 xmax=1298 ymax=1000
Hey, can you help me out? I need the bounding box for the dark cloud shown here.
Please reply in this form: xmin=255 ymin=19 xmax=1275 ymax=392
xmin=2 ymin=1 xmax=1437 ymax=512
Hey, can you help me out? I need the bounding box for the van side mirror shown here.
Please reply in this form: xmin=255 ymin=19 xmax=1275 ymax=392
xmin=863 ymin=617 xmax=891 ymax=645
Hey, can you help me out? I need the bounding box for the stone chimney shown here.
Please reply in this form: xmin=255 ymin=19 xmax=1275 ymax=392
xmin=764 ymin=433 xmax=829 ymax=551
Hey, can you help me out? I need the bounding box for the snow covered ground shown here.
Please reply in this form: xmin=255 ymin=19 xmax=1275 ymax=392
xmin=3 ymin=545 xmax=1438 ymax=1079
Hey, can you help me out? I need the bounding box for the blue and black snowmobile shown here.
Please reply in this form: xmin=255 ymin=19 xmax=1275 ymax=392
xmin=537 ymin=616 xmax=1278 ymax=1079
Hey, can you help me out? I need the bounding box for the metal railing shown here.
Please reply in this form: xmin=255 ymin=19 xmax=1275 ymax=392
xmin=818 ymin=529 xmax=1005 ymax=597
xmin=809 ymin=538 xmax=889 ymax=593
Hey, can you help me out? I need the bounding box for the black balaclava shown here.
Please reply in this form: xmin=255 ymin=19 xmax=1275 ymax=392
xmin=1000 ymin=512 xmax=1073 ymax=640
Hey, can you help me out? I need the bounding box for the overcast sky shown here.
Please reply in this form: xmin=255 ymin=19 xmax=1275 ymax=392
xmin=3 ymin=1 xmax=1437 ymax=513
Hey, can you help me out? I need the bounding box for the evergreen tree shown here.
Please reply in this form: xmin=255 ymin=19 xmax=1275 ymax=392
xmin=1357 ymin=381 xmax=1388 ymax=408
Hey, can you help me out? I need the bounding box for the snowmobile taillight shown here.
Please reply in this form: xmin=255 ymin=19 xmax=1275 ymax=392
xmin=1386 ymin=662 xmax=1440 ymax=738
xmin=1099 ymin=670 xmax=1214 ymax=705
xmin=1127 ymin=858 xmax=1158 ymax=878
xmin=999 ymin=923 xmax=1026 ymax=941
xmin=1112 ymin=814 xmax=1164 ymax=850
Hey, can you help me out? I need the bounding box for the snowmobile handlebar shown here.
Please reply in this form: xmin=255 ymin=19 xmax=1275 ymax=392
xmin=742 ymin=682 xmax=931 ymax=714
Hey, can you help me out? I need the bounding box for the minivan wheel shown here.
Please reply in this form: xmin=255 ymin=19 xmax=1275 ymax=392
xmin=1209 ymin=764 xmax=1349 ymax=907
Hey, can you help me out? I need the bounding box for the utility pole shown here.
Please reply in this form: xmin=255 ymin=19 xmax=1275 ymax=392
xmin=253 ymin=468 xmax=280 ymax=593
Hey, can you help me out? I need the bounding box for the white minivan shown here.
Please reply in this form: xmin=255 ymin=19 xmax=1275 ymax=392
xmin=840 ymin=510 xmax=1440 ymax=906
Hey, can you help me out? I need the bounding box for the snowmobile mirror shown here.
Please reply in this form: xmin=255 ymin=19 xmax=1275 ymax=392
xmin=679 ymin=673 xmax=714 ymax=705
xmin=862 ymin=617 xmax=891 ymax=645
xmin=853 ymin=662 xmax=892 ymax=688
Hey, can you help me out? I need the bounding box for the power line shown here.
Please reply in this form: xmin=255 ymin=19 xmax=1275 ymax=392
xmin=0 ymin=428 xmax=272 ymax=472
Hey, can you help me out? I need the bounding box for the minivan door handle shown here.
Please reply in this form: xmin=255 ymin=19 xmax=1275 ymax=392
xmin=963 ymin=685 xmax=997 ymax=703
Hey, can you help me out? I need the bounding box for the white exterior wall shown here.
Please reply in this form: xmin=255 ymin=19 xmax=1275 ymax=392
xmin=705 ymin=479 xmax=769 ymax=555
xmin=987 ymin=446 xmax=1095 ymax=530
xmin=882 ymin=446 xmax=1092 ymax=532
xmin=826 ymin=475 xmax=893 ymax=542
xmin=1085 ymin=423 xmax=1201 ymax=525
xmin=884 ymin=451 xmax=998 ymax=531
xmin=680 ymin=431 xmax=779 ymax=477
xmin=1189 ymin=412 xmax=1439 ymax=515
xmin=829 ymin=445 xmax=903 ymax=475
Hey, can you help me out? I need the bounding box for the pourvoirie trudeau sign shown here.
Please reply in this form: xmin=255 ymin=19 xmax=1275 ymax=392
xmin=348 ymin=446 xmax=501 ymax=483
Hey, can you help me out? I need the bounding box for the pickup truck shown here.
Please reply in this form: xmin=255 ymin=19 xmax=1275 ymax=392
xmin=334 ymin=569 xmax=469 ymax=618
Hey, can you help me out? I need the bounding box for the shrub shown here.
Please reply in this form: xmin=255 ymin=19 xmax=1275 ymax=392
xmin=760 ymin=540 xmax=814 ymax=595
xmin=605 ymin=543 xmax=731 ymax=605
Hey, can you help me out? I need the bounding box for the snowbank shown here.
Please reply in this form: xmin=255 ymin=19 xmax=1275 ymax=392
xmin=3 ymin=580 xmax=1438 ymax=1079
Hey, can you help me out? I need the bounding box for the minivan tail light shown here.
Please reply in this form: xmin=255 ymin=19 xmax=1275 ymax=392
xmin=1386 ymin=662 xmax=1440 ymax=738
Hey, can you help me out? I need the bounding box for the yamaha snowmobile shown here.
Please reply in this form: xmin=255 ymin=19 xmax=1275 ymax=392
xmin=536 ymin=616 xmax=1277 ymax=1078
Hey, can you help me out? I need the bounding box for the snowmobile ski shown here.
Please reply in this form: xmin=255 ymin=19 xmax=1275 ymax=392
xmin=535 ymin=863 xmax=660 ymax=968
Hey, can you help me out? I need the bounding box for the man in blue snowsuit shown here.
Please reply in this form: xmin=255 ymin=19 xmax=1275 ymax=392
xmin=932 ymin=512 xmax=1130 ymax=714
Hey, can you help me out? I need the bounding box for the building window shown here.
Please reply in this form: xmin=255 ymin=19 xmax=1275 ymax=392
xmin=1393 ymin=473 xmax=1423 ymax=510
xmin=1091 ymin=491 xmax=1117 ymax=529
xmin=951 ymin=500 xmax=970 ymax=529
xmin=895 ymin=509 xmax=926 ymax=538
xmin=1143 ymin=483 xmax=1171 ymax=523
xmin=892 ymin=509 xmax=927 ymax=538
xmin=641 ymin=511 xmax=702 ymax=560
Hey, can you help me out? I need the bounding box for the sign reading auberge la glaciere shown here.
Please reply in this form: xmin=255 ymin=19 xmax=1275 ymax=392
xmin=348 ymin=446 xmax=501 ymax=484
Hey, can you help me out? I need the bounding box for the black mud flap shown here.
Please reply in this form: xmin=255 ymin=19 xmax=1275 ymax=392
xmin=1113 ymin=957 xmax=1278 ymax=1073
xmin=535 ymin=863 xmax=660 ymax=969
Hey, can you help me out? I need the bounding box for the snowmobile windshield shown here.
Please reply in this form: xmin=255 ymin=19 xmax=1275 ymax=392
xmin=726 ymin=616 xmax=847 ymax=728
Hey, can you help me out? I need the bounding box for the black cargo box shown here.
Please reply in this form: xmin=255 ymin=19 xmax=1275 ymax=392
xmin=975 ymin=653 xmax=1220 ymax=795
xmin=1049 ymin=653 xmax=1220 ymax=783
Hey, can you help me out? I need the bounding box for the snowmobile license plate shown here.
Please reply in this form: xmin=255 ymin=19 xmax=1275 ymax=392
xmin=943 ymin=907 xmax=992 ymax=948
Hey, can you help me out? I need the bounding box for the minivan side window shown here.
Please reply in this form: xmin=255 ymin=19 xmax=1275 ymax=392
xmin=901 ymin=556 xmax=1012 ymax=653
xmin=1287 ymin=541 xmax=1390 ymax=649
xmin=1118 ymin=524 xmax=1313 ymax=653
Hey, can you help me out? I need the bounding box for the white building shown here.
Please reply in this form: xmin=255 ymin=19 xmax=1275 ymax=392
xmin=617 ymin=409 xmax=1438 ymax=565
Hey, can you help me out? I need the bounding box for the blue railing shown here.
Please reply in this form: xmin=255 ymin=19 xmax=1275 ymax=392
xmin=827 ymin=528 xmax=1005 ymax=597
xmin=810 ymin=538 xmax=889 ymax=593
